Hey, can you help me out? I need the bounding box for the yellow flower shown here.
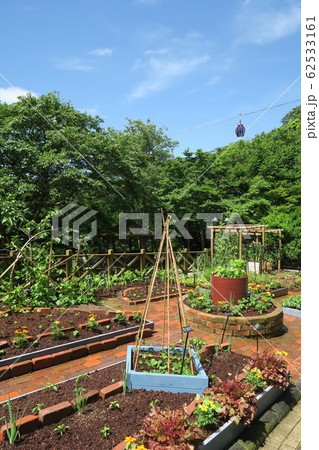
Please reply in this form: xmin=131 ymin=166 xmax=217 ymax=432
xmin=89 ymin=317 xmax=96 ymax=321
xmin=199 ymin=404 xmax=208 ymax=412
xmin=21 ymin=326 xmax=28 ymax=329
xmin=255 ymin=373 xmax=263 ymax=379
xmin=275 ymin=350 xmax=288 ymax=356
xmin=251 ymin=367 xmax=258 ymax=372
xmin=187 ymin=289 xmax=194 ymax=293
xmin=55 ymin=321 xmax=60 ymax=325
xmin=136 ymin=446 xmax=148 ymax=450
xmin=209 ymin=400 xmax=216 ymax=408
xmin=116 ymin=310 xmax=122 ymax=314
xmin=125 ymin=436 xmax=136 ymax=444
xmin=15 ymin=330 xmax=22 ymax=334
xmin=197 ymin=296 xmax=203 ymax=300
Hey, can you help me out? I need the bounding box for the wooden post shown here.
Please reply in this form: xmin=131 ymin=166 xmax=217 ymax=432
xmin=107 ymin=249 xmax=114 ymax=276
xmin=238 ymin=231 xmax=243 ymax=259
xmin=182 ymin=248 xmax=188 ymax=274
xmin=210 ymin=228 xmax=214 ymax=263
xmin=278 ymin=231 xmax=282 ymax=271
xmin=65 ymin=250 xmax=73 ymax=278
xmin=140 ymin=249 xmax=146 ymax=273
xmin=261 ymin=228 xmax=265 ymax=274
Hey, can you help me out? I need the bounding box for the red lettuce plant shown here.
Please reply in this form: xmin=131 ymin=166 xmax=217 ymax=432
xmin=245 ymin=350 xmax=290 ymax=390
xmin=138 ymin=405 xmax=203 ymax=449
xmin=204 ymin=377 xmax=258 ymax=425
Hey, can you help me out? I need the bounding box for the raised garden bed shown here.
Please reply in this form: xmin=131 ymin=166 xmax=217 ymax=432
xmin=184 ymin=298 xmax=283 ymax=338
xmin=126 ymin=345 xmax=209 ymax=394
xmin=0 ymin=308 xmax=154 ymax=379
xmin=197 ymin=385 xmax=283 ymax=450
xmin=0 ymin=350 xmax=254 ymax=448
xmin=0 ymin=349 xmax=290 ymax=449
xmin=121 ymin=281 xmax=191 ymax=305
xmin=281 ymin=295 xmax=301 ymax=318
xmin=269 ymin=287 xmax=289 ymax=298
xmin=282 ymin=307 xmax=301 ymax=318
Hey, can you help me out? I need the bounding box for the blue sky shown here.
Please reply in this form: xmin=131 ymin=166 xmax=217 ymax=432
xmin=0 ymin=0 xmax=301 ymax=156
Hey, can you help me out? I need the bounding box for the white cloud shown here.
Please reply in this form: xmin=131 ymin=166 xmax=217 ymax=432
xmin=79 ymin=106 xmax=100 ymax=116
xmin=90 ymin=48 xmax=113 ymax=56
xmin=0 ymin=86 xmax=37 ymax=104
xmin=129 ymin=55 xmax=210 ymax=100
xmin=55 ymin=58 xmax=93 ymax=71
xmin=237 ymin=2 xmax=300 ymax=44
xmin=144 ymin=48 xmax=168 ymax=56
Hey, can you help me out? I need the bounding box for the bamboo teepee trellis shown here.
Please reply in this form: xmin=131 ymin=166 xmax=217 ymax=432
xmin=133 ymin=215 xmax=193 ymax=373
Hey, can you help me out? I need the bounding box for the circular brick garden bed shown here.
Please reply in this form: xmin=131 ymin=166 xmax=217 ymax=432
xmin=184 ymin=297 xmax=283 ymax=338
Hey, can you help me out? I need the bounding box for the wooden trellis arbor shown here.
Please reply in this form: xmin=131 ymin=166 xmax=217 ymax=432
xmin=133 ymin=215 xmax=193 ymax=373
xmin=208 ymin=224 xmax=283 ymax=272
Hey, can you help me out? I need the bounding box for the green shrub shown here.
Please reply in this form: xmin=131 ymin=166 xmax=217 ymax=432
xmin=282 ymin=295 xmax=301 ymax=310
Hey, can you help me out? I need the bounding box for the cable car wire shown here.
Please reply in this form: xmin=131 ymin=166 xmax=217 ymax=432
xmin=173 ymin=98 xmax=301 ymax=135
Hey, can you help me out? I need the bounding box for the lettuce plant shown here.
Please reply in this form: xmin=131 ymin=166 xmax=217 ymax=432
xmin=204 ymin=377 xmax=258 ymax=425
xmin=245 ymin=351 xmax=290 ymax=390
xmin=138 ymin=405 xmax=203 ymax=449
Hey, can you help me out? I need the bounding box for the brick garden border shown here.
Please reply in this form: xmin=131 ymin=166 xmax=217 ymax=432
xmin=184 ymin=297 xmax=284 ymax=338
xmin=0 ymin=308 xmax=154 ymax=380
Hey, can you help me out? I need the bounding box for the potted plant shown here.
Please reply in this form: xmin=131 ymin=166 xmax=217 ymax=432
xmin=246 ymin=242 xmax=263 ymax=274
xmin=210 ymin=259 xmax=248 ymax=305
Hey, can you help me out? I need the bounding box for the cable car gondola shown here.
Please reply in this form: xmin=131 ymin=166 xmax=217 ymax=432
xmin=235 ymin=114 xmax=246 ymax=137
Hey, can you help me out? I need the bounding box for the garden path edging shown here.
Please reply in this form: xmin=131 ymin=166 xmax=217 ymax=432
xmin=283 ymin=307 xmax=301 ymax=318
xmin=0 ymin=324 xmax=154 ymax=381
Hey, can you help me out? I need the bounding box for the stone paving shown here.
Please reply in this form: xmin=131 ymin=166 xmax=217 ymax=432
xmin=261 ymin=400 xmax=301 ymax=449
xmin=0 ymin=291 xmax=301 ymax=448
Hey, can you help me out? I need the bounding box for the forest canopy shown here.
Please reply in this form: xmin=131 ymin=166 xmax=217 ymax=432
xmin=0 ymin=93 xmax=301 ymax=266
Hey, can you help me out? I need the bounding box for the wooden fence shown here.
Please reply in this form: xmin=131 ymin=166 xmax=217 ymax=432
xmin=0 ymin=248 xmax=211 ymax=279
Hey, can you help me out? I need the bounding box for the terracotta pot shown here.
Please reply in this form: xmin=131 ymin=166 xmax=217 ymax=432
xmin=210 ymin=274 xmax=248 ymax=305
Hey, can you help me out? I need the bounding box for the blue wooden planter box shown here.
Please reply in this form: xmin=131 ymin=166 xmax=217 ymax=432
xmin=126 ymin=345 xmax=209 ymax=395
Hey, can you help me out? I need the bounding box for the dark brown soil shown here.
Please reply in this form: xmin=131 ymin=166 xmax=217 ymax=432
xmin=0 ymin=310 xmax=140 ymax=360
xmin=124 ymin=281 xmax=191 ymax=301
xmin=0 ymin=388 xmax=194 ymax=449
xmin=201 ymin=350 xmax=251 ymax=382
xmin=0 ymin=364 xmax=123 ymax=421
xmin=96 ymin=280 xmax=193 ymax=301
xmin=0 ymin=351 xmax=250 ymax=448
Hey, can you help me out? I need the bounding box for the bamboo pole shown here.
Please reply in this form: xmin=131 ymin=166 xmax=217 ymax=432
xmin=238 ymin=231 xmax=243 ymax=259
xmin=166 ymin=237 xmax=170 ymax=374
xmin=47 ymin=227 xmax=54 ymax=280
xmin=278 ymin=230 xmax=282 ymax=271
xmin=133 ymin=218 xmax=170 ymax=369
xmin=261 ymin=227 xmax=265 ymax=274
xmin=210 ymin=228 xmax=214 ymax=263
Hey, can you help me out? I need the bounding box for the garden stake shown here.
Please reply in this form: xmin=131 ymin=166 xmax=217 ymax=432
xmin=254 ymin=323 xmax=261 ymax=353
xmin=220 ymin=312 xmax=231 ymax=346
xmin=180 ymin=326 xmax=193 ymax=374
